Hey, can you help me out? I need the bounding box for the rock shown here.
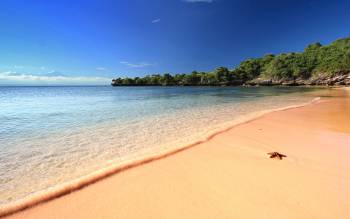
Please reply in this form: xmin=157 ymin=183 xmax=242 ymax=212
xmin=246 ymin=78 xmax=273 ymax=86
xmin=295 ymin=79 xmax=306 ymax=85
xmin=281 ymin=80 xmax=297 ymax=86
xmin=335 ymin=81 xmax=345 ymax=86
xmin=259 ymin=79 xmax=273 ymax=86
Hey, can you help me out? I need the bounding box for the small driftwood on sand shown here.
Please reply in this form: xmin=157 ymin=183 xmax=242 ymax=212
xmin=267 ymin=152 xmax=287 ymax=160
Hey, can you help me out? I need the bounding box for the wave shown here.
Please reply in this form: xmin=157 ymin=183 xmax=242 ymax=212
xmin=0 ymin=97 xmax=321 ymax=217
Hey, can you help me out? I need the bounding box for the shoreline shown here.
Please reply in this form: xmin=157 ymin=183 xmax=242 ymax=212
xmin=0 ymin=96 xmax=322 ymax=217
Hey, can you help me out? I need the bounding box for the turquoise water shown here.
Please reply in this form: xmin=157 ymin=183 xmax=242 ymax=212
xmin=0 ymin=86 xmax=320 ymax=205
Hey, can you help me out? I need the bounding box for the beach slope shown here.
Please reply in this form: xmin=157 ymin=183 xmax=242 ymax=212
xmin=7 ymin=90 xmax=350 ymax=219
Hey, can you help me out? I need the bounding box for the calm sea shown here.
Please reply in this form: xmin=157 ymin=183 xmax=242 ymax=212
xmin=0 ymin=86 xmax=321 ymax=205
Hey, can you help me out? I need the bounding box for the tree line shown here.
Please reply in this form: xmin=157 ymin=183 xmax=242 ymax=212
xmin=112 ymin=37 xmax=350 ymax=86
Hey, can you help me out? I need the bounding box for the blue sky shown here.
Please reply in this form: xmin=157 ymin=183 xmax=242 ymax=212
xmin=1 ymin=0 xmax=350 ymax=85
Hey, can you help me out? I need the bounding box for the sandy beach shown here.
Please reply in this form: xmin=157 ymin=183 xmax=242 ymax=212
xmin=4 ymin=88 xmax=350 ymax=219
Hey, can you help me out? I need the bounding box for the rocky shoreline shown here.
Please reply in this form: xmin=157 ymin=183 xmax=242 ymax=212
xmin=245 ymin=73 xmax=350 ymax=86
xmin=112 ymin=73 xmax=350 ymax=87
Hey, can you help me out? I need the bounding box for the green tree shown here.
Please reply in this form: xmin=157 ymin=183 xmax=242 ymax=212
xmin=112 ymin=37 xmax=350 ymax=86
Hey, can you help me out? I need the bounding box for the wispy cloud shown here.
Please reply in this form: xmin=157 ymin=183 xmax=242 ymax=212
xmin=0 ymin=71 xmax=110 ymax=85
xmin=9 ymin=65 xmax=46 ymax=70
xmin=96 ymin=67 xmax=107 ymax=71
xmin=120 ymin=61 xmax=155 ymax=68
xmin=151 ymin=18 xmax=161 ymax=23
xmin=183 ymin=0 xmax=213 ymax=3
xmin=44 ymin=70 xmax=66 ymax=76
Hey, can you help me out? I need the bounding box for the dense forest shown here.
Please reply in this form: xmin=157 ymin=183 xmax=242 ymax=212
xmin=112 ymin=37 xmax=350 ymax=86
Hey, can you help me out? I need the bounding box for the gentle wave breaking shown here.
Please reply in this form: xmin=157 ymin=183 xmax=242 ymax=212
xmin=0 ymin=95 xmax=321 ymax=217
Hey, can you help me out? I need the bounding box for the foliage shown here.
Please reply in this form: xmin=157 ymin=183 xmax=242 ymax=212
xmin=112 ymin=37 xmax=350 ymax=86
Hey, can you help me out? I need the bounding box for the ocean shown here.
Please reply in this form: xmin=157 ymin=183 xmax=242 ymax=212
xmin=0 ymin=86 xmax=321 ymax=206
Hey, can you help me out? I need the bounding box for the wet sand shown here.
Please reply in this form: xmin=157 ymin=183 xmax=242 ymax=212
xmin=5 ymin=89 xmax=350 ymax=219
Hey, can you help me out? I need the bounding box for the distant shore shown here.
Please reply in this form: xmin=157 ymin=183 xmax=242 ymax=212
xmin=4 ymin=88 xmax=350 ymax=218
xmin=112 ymin=37 xmax=350 ymax=87
xmin=112 ymin=74 xmax=350 ymax=87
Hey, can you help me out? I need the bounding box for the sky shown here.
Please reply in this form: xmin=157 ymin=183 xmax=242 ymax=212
xmin=1 ymin=0 xmax=350 ymax=85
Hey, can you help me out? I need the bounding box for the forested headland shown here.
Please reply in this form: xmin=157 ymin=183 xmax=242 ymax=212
xmin=112 ymin=37 xmax=350 ymax=86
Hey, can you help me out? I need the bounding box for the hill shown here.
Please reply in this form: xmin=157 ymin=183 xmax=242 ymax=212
xmin=112 ymin=37 xmax=350 ymax=86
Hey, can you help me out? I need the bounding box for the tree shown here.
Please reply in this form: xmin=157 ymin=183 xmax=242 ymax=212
xmin=160 ymin=73 xmax=174 ymax=86
xmin=112 ymin=37 xmax=350 ymax=86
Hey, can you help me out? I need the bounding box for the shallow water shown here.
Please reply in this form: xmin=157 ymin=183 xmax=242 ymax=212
xmin=0 ymin=86 xmax=322 ymax=205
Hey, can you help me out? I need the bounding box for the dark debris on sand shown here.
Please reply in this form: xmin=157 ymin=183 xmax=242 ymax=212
xmin=267 ymin=152 xmax=287 ymax=160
